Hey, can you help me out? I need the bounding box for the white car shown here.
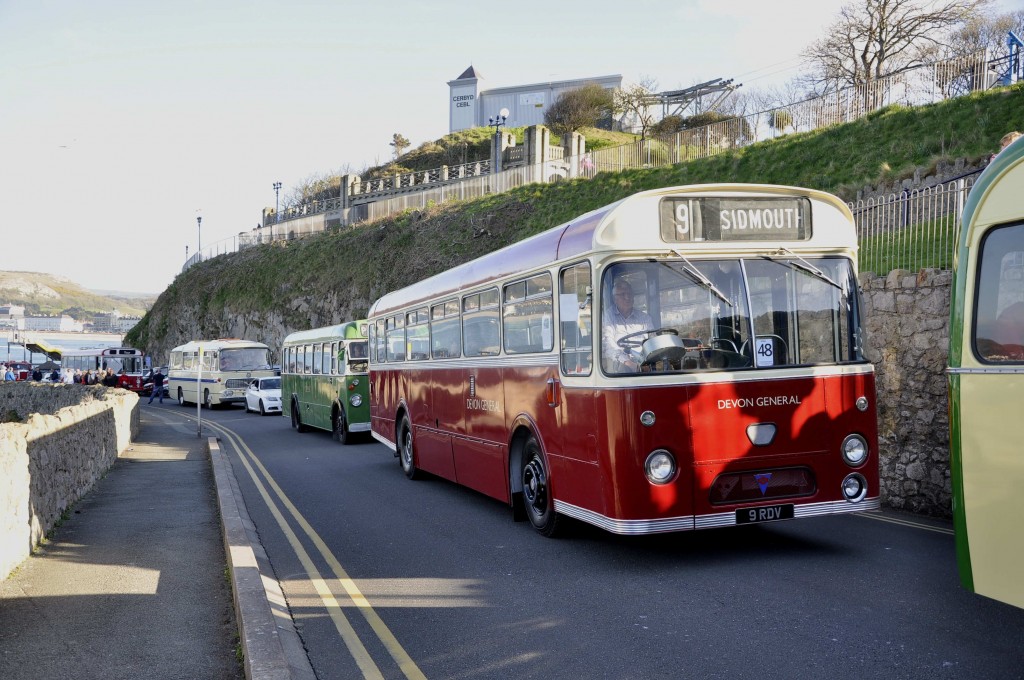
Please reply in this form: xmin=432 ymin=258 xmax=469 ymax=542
xmin=244 ymin=377 xmax=282 ymax=416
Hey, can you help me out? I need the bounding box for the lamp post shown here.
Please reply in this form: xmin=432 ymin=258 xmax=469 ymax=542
xmin=488 ymin=107 xmax=510 ymax=174
xmin=196 ymin=215 xmax=202 ymax=260
xmin=273 ymin=182 xmax=282 ymax=223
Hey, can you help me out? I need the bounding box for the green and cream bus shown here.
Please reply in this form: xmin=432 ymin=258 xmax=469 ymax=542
xmin=948 ymin=134 xmax=1024 ymax=609
xmin=168 ymin=338 xmax=275 ymax=409
xmin=281 ymin=321 xmax=370 ymax=444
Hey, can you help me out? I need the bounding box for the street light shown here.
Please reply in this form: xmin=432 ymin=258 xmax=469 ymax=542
xmin=196 ymin=215 xmax=202 ymax=260
xmin=273 ymin=182 xmax=282 ymax=223
xmin=489 ymin=108 xmax=510 ymax=174
xmin=488 ymin=107 xmax=510 ymax=136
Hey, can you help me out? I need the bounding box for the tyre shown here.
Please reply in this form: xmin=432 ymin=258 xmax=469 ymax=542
xmin=203 ymin=390 xmax=212 ymax=410
xmin=259 ymin=400 xmax=266 ymax=416
xmin=333 ymin=408 xmax=350 ymax=445
xmin=291 ymin=401 xmax=309 ymax=432
xmin=522 ymin=436 xmax=561 ymax=537
xmin=244 ymin=400 xmax=251 ymax=414
xmin=398 ymin=415 xmax=419 ymax=479
xmin=177 ymin=388 xmax=186 ymax=407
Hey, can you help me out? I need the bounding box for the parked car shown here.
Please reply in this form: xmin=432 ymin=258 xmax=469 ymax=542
xmin=244 ymin=376 xmax=282 ymax=416
xmin=141 ymin=366 xmax=169 ymax=397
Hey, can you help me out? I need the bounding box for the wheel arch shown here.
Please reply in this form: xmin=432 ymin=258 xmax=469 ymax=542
xmin=508 ymin=414 xmax=545 ymax=497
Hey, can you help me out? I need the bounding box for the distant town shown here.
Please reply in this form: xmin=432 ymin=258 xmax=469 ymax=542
xmin=0 ymin=304 xmax=140 ymax=334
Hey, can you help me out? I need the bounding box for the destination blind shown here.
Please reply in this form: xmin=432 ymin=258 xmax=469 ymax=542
xmin=659 ymin=196 xmax=812 ymax=243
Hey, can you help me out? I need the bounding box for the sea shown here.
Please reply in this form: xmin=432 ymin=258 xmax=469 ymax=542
xmin=1 ymin=331 xmax=128 ymax=366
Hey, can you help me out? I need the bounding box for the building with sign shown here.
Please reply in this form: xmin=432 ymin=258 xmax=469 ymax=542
xmin=448 ymin=66 xmax=621 ymax=133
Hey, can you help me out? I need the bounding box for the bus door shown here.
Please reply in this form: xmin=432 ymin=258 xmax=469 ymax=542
xmin=953 ymin=217 xmax=1024 ymax=609
xmin=550 ymin=263 xmax=601 ymax=508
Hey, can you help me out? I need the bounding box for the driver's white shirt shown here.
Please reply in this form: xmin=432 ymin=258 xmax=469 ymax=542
xmin=602 ymin=306 xmax=653 ymax=372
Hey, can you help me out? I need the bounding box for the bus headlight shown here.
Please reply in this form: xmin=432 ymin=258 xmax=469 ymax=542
xmin=645 ymin=450 xmax=676 ymax=485
xmin=841 ymin=473 xmax=868 ymax=502
xmin=349 ymin=393 xmax=362 ymax=407
xmin=841 ymin=434 xmax=869 ymax=467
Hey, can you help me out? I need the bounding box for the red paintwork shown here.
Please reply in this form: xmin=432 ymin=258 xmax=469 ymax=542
xmin=371 ymin=362 xmax=878 ymax=525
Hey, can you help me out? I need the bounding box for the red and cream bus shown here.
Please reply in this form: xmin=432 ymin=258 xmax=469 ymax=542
xmin=368 ymin=184 xmax=879 ymax=536
xmin=61 ymin=346 xmax=146 ymax=391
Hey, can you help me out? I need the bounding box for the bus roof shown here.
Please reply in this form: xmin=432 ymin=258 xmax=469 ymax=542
xmin=169 ymin=339 xmax=270 ymax=353
xmin=957 ymin=135 xmax=1024 ymax=255
xmin=368 ymin=183 xmax=855 ymax=318
xmin=282 ymin=321 xmax=369 ymax=346
xmin=61 ymin=347 xmax=141 ymax=357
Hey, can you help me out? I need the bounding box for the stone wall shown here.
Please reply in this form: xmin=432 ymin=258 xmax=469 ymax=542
xmin=0 ymin=383 xmax=139 ymax=581
xmin=860 ymin=268 xmax=952 ymax=517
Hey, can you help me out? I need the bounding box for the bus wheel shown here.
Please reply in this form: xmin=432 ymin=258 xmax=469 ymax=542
xmin=291 ymin=401 xmax=309 ymax=432
xmin=203 ymin=390 xmax=213 ymax=409
xmin=177 ymin=388 xmax=186 ymax=407
xmin=522 ymin=436 xmax=560 ymax=537
xmin=333 ymin=409 xmax=350 ymax=445
xmin=398 ymin=415 xmax=419 ymax=479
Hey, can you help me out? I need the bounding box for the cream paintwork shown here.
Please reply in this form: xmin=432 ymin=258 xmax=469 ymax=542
xmin=956 ymin=145 xmax=1024 ymax=608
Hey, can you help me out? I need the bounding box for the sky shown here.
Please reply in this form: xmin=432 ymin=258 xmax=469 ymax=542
xmin=1 ymin=0 xmax=1016 ymax=295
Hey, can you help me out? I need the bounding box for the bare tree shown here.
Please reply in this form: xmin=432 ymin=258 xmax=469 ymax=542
xmin=544 ymin=83 xmax=614 ymax=135
xmin=613 ymin=76 xmax=659 ymax=141
xmin=390 ymin=133 xmax=411 ymax=160
xmin=803 ymin=0 xmax=992 ymax=92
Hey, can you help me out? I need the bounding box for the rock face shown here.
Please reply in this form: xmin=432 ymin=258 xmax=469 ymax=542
xmin=861 ymin=269 xmax=953 ymax=516
xmin=0 ymin=383 xmax=139 ymax=580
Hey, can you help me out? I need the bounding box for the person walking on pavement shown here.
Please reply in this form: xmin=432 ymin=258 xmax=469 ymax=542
xmin=148 ymin=368 xmax=165 ymax=404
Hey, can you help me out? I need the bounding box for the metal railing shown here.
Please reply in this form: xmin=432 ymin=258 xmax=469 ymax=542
xmin=183 ymin=50 xmax=1009 ymax=276
xmin=852 ymin=172 xmax=979 ymax=274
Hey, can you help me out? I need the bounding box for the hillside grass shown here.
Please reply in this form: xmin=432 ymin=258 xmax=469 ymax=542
xmin=126 ymin=83 xmax=1023 ymax=353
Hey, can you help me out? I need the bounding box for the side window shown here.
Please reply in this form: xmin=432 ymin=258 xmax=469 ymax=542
xmin=321 ymin=343 xmax=331 ymax=375
xmin=373 ymin=319 xmax=387 ymax=363
xmin=975 ymin=222 xmax=1024 ymax=362
xmin=303 ymin=345 xmax=313 ymax=374
xmin=504 ymin=273 xmax=553 ymax=354
xmin=312 ymin=344 xmax=322 ymax=374
xmin=464 ymin=289 xmax=500 ymax=357
xmin=386 ymin=315 xmax=406 ymax=362
xmin=560 ymin=262 xmax=593 ymax=375
xmin=330 ymin=342 xmax=338 ymax=375
xmin=407 ymin=308 xmax=430 ymax=360
xmin=431 ymin=300 xmax=461 ymax=359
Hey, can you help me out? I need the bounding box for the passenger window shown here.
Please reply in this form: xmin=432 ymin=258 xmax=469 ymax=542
xmin=504 ymin=273 xmax=553 ymax=354
xmin=560 ymin=263 xmax=593 ymax=375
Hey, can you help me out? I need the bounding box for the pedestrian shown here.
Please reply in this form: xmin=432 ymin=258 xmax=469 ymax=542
xmin=101 ymin=368 xmax=118 ymax=387
xmin=32 ymin=368 xmax=42 ymax=381
xmin=3 ymin=365 xmax=15 ymax=381
xmin=147 ymin=367 xmax=165 ymax=404
xmin=49 ymin=368 xmax=60 ymax=382
xmin=989 ymin=131 xmax=1021 ymax=163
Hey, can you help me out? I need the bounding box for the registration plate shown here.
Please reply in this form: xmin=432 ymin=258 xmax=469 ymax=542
xmin=736 ymin=504 xmax=795 ymax=524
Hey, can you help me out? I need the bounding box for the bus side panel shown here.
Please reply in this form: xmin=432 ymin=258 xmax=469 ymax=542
xmin=453 ymin=365 xmax=511 ymax=502
xmin=958 ymin=374 xmax=1024 ymax=609
xmin=411 ymin=365 xmax=457 ymax=481
xmin=370 ymin=368 xmax=401 ymax=446
xmin=594 ymin=387 xmax=695 ymax=522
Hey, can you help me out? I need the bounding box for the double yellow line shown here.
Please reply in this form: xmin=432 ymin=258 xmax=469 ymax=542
xmin=184 ymin=413 xmax=427 ymax=680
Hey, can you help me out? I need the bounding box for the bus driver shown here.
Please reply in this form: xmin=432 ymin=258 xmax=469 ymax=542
xmin=602 ymin=277 xmax=653 ymax=373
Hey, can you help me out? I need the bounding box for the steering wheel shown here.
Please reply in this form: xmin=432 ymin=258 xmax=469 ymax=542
xmin=617 ymin=327 xmax=678 ymax=350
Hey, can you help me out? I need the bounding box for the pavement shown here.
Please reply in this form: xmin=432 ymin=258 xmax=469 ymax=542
xmin=0 ymin=404 xmax=314 ymax=680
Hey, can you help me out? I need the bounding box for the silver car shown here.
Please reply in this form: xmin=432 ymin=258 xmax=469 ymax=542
xmin=244 ymin=376 xmax=282 ymax=416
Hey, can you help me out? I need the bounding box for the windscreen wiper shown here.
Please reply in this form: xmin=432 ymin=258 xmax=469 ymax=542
xmin=669 ymin=250 xmax=732 ymax=307
xmin=764 ymin=247 xmax=842 ymax=290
